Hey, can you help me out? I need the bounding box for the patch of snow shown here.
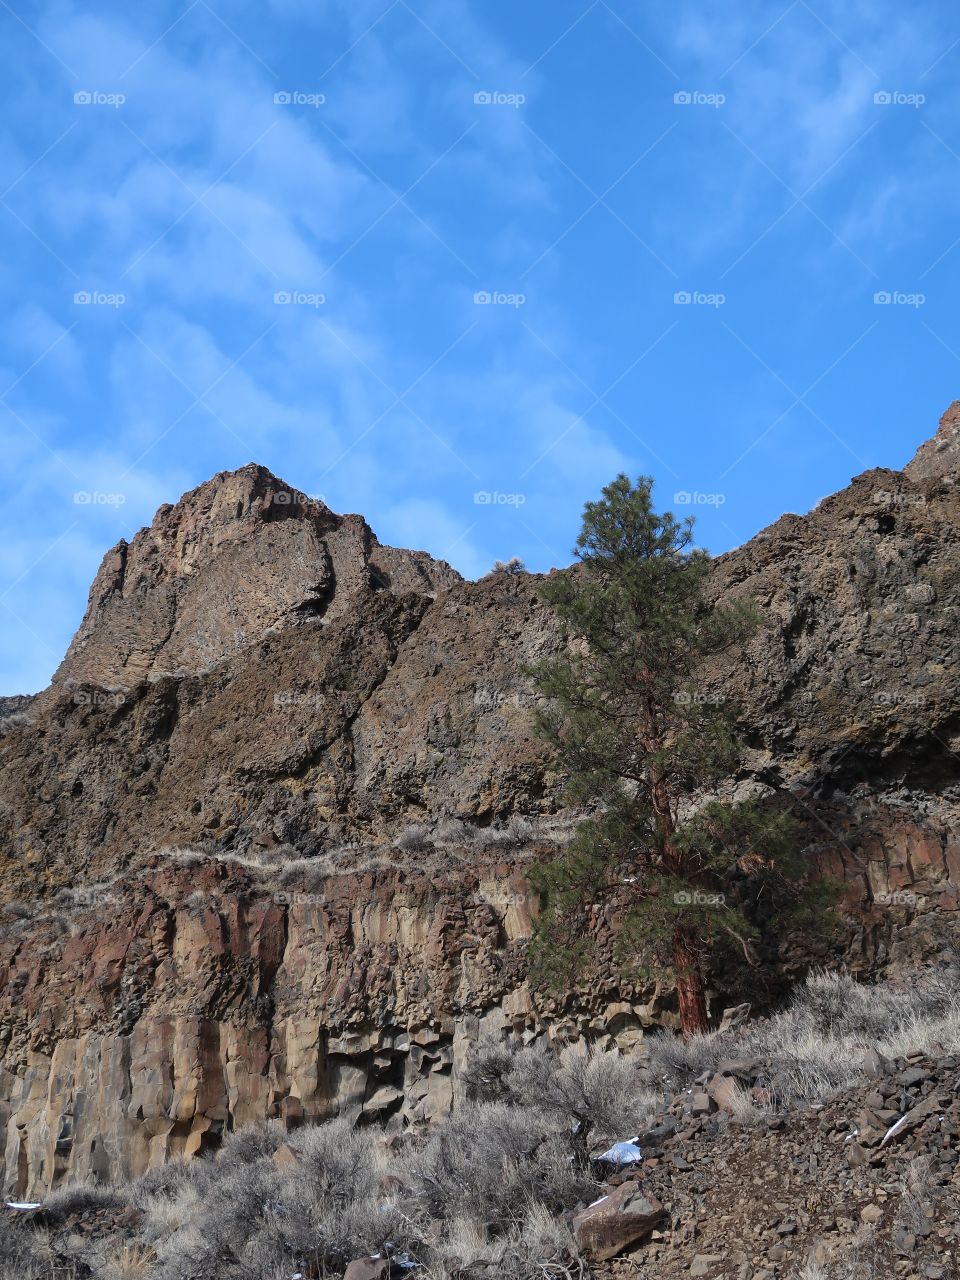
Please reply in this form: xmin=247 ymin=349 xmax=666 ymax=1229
xmin=5 ymin=1202 xmax=42 ymax=1211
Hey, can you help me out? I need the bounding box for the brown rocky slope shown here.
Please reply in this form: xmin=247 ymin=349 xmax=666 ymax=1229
xmin=1 ymin=408 xmax=960 ymax=1197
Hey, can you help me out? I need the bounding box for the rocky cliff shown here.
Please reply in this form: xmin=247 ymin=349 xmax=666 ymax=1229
xmin=1 ymin=409 xmax=960 ymax=1197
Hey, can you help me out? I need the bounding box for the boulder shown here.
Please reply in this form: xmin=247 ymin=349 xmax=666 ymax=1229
xmin=343 ymin=1258 xmax=389 ymax=1280
xmin=714 ymin=1057 xmax=762 ymax=1082
xmin=272 ymin=1143 xmax=301 ymax=1172
xmin=691 ymin=1255 xmax=726 ymax=1276
xmin=707 ymin=1073 xmax=744 ymax=1114
xmin=718 ymin=1003 xmax=751 ymax=1033
xmin=572 ymin=1181 xmax=663 ymax=1260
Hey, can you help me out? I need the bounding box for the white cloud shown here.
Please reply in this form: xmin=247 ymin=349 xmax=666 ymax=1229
xmin=650 ymin=0 xmax=958 ymax=265
xmin=378 ymin=496 xmax=489 ymax=579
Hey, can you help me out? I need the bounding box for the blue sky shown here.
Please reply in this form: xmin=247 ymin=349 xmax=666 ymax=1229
xmin=2 ymin=0 xmax=960 ymax=694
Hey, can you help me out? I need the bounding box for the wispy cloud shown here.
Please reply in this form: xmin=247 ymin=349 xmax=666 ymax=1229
xmin=2 ymin=0 xmax=959 ymax=692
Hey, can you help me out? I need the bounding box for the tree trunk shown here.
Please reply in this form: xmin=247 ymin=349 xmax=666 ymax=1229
xmin=673 ymin=925 xmax=709 ymax=1038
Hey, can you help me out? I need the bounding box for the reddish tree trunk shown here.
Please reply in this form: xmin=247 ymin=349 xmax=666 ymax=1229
xmin=673 ymin=925 xmax=709 ymax=1038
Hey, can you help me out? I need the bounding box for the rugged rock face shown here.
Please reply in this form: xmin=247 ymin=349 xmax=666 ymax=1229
xmin=904 ymin=398 xmax=960 ymax=483
xmin=0 ymin=856 xmax=543 ymax=1193
xmin=1 ymin=411 xmax=960 ymax=1196
xmin=0 ymin=696 xmax=33 ymax=735
xmin=55 ymin=464 xmax=461 ymax=689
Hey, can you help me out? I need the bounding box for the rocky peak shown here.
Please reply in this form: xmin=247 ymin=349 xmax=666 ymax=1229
xmin=54 ymin=464 xmax=461 ymax=688
xmin=132 ymin=463 xmax=342 ymax=569
xmin=904 ymin=399 xmax=960 ymax=482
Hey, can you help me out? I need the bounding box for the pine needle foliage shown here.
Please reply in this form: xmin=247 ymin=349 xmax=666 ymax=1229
xmin=528 ymin=475 xmax=826 ymax=1034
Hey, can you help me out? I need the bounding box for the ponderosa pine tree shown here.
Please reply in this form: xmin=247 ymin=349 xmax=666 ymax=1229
xmin=529 ymin=475 xmax=814 ymax=1037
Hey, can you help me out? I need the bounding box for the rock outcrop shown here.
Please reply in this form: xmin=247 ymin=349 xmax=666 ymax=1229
xmin=0 ymin=856 xmax=547 ymax=1193
xmin=904 ymin=398 xmax=960 ymax=482
xmin=2 ymin=409 xmax=960 ymax=1196
xmin=55 ymin=463 xmax=460 ymax=689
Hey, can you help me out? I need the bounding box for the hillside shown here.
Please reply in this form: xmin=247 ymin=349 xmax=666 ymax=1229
xmin=1 ymin=406 xmax=960 ymax=1201
xmin=3 ymin=969 xmax=959 ymax=1279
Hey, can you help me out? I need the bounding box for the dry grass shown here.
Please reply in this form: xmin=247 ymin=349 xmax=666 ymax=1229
xmin=152 ymin=812 xmax=574 ymax=881
xmin=395 ymin=822 xmax=433 ymax=851
xmin=419 ymin=1204 xmax=586 ymax=1279
xmin=714 ymin=1078 xmax=774 ymax=1127
xmin=0 ymin=1220 xmax=74 ymax=1280
xmin=98 ymin=1241 xmax=155 ymax=1280
xmin=647 ymin=967 xmax=960 ymax=1108
xmin=891 ymin=1152 xmax=944 ymax=1243
xmin=793 ymin=1228 xmax=887 ymax=1280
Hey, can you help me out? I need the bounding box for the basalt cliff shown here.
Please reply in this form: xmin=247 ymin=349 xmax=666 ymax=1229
xmin=2 ymin=406 xmax=960 ymax=1198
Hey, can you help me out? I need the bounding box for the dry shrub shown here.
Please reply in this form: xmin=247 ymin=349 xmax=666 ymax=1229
xmin=413 ymin=1100 xmax=592 ymax=1228
xmin=463 ymin=1037 xmax=657 ymax=1150
xmin=395 ymin=823 xmax=433 ymax=851
xmin=150 ymin=1117 xmax=405 ymax=1280
xmin=41 ymin=1182 xmax=123 ymax=1227
xmin=434 ymin=817 xmax=482 ymax=847
xmin=0 ymin=1218 xmax=45 ymax=1280
xmin=647 ymin=966 xmax=960 ymax=1108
